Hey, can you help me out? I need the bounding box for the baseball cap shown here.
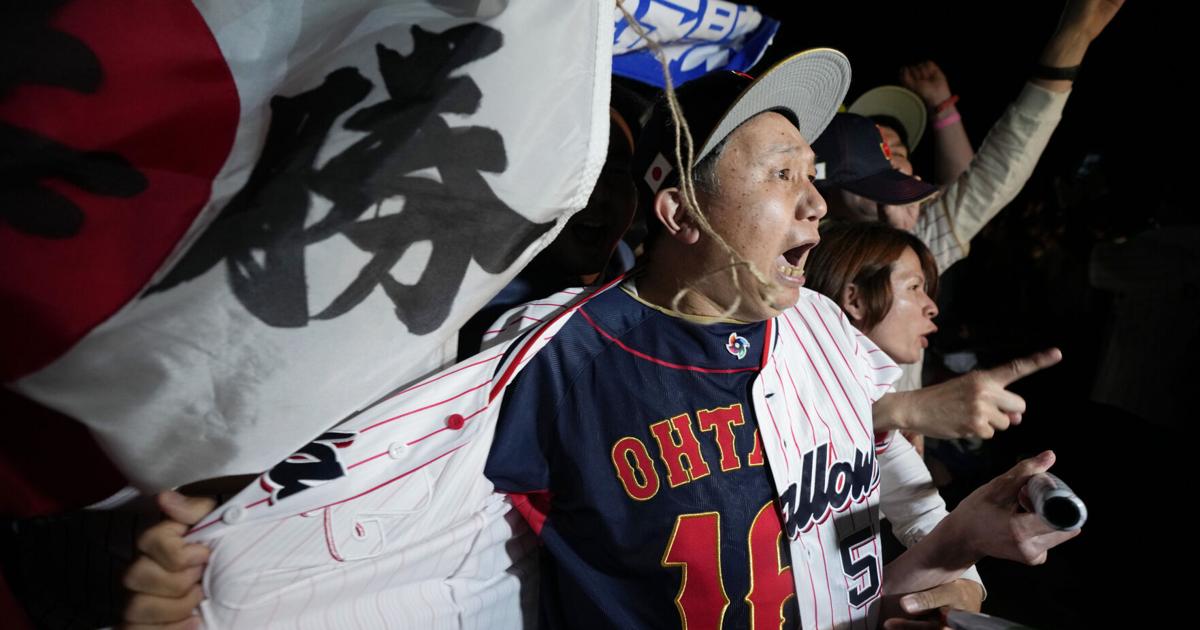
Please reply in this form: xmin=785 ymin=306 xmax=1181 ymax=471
xmin=847 ymin=85 xmax=926 ymax=151
xmin=811 ymin=113 xmax=937 ymax=205
xmin=633 ymin=48 xmax=852 ymax=208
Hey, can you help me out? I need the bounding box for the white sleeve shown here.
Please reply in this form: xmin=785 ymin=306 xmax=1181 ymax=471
xmin=916 ymin=82 xmax=1070 ymax=272
xmin=185 ymin=339 xmax=547 ymax=628
xmin=481 ymin=287 xmax=589 ymax=349
xmin=878 ymin=429 xmax=984 ymax=593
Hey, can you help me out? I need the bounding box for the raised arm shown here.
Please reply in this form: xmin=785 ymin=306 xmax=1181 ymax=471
xmin=901 ymin=61 xmax=974 ymax=185
xmin=914 ymin=0 xmax=1124 ymax=271
xmin=1034 ymin=0 xmax=1124 ymax=93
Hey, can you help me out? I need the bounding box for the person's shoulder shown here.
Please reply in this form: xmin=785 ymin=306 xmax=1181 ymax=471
xmin=788 ymin=287 xmax=852 ymax=327
xmin=797 ymin=286 xmax=843 ymax=313
xmin=502 ymin=282 xmax=648 ymax=383
xmin=774 ymin=288 xmax=863 ymax=351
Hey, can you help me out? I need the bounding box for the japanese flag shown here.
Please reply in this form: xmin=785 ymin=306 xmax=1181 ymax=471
xmin=1 ymin=0 xmax=611 ymax=489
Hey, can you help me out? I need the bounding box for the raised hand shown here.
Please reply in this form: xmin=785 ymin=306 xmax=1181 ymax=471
xmin=900 ymin=61 xmax=952 ymax=108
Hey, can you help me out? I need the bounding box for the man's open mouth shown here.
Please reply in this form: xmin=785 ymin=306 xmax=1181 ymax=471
xmin=777 ymin=242 xmax=816 ymax=279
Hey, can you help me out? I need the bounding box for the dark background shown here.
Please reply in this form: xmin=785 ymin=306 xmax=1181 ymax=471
xmin=751 ymin=2 xmax=1191 ymax=628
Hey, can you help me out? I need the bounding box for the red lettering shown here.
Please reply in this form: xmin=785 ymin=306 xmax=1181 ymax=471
xmin=747 ymin=429 xmax=765 ymax=467
xmin=651 ymin=413 xmax=712 ymax=488
xmin=697 ymin=404 xmax=745 ymax=472
xmin=610 ymin=436 xmax=660 ymax=501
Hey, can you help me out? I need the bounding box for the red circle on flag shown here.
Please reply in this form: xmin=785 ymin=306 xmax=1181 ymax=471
xmin=0 ymin=0 xmax=239 ymax=381
xmin=651 ymin=166 xmax=662 ymax=180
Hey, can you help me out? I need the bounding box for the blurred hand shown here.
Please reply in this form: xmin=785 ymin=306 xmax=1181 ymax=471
xmin=120 ymin=491 xmax=217 ymax=630
xmin=900 ymin=61 xmax=953 ymax=108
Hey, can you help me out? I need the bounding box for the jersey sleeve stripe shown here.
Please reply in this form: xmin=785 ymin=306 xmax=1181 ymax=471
xmin=361 ymin=381 xmax=491 ymax=434
xmin=488 ymin=276 xmax=626 ymax=402
xmin=404 ymin=406 xmax=488 ymax=446
xmin=379 ymin=353 xmax=503 ymax=403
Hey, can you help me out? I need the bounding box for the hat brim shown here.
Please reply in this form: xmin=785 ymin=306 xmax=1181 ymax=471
xmin=839 ymin=168 xmax=938 ymax=205
xmin=697 ymin=48 xmax=852 ymax=161
xmin=848 ymin=85 xmax=927 ymax=151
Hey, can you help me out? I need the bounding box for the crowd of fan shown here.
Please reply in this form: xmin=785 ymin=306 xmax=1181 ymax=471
xmin=11 ymin=0 xmax=1185 ymax=628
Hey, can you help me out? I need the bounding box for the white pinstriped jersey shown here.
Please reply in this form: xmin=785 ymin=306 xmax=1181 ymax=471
xmin=189 ymin=282 xmax=901 ymax=629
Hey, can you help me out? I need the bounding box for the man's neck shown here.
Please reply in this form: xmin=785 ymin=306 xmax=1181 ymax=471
xmin=637 ymin=248 xmax=749 ymax=322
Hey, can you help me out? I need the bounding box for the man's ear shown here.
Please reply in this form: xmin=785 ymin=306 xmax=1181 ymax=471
xmin=653 ymin=187 xmax=700 ymax=245
xmin=841 ymin=282 xmax=867 ymax=325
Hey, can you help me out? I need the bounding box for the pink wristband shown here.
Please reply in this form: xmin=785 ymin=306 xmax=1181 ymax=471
xmin=933 ymin=111 xmax=961 ymax=130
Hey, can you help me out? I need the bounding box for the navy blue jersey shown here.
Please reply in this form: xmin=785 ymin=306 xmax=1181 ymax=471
xmin=486 ymin=285 xmax=798 ymax=629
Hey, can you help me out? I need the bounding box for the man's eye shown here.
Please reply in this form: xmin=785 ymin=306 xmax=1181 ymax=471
xmin=776 ymin=168 xmax=790 ymax=180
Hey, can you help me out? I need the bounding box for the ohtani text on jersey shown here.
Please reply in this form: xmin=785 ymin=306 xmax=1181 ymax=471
xmin=608 ymin=401 xmax=879 ymax=539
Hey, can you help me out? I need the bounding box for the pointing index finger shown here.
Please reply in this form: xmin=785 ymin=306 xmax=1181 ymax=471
xmin=986 ymin=348 xmax=1062 ymax=386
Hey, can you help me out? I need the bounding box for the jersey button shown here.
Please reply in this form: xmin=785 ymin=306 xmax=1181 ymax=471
xmin=445 ymin=413 xmax=466 ymax=430
xmin=388 ymin=442 xmax=406 ymax=459
xmin=222 ymin=505 xmax=246 ymax=525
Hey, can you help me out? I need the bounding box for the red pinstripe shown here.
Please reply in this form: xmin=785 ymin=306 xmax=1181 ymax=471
xmin=769 ymin=360 xmax=807 ymax=463
xmin=796 ymin=473 xmax=877 ymax=534
xmin=809 ymin=303 xmax=876 ymax=403
xmin=489 ymin=276 xmax=624 ymax=402
xmin=209 ymin=446 xmax=469 ymax=542
xmin=814 ymin=524 xmax=836 ymax=630
xmin=781 ymin=311 xmax=858 ymax=443
xmin=348 ymin=451 xmax=388 ymax=470
xmin=758 ymin=370 xmax=792 ymax=475
xmin=405 ymin=406 xmax=487 ymax=445
xmin=361 ymin=381 xmax=490 ymax=433
xmin=314 ymin=446 xmax=464 ymax=513
xmin=381 ymin=353 xmax=502 ymax=402
xmin=781 ymin=358 xmax=839 ymax=460
xmin=801 ymin=304 xmax=873 ymax=442
xmin=483 ymin=315 xmax=546 ymax=335
xmin=802 ymin=540 xmax=820 ymax=630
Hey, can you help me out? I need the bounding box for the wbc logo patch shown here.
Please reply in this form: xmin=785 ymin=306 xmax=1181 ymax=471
xmin=726 ymin=333 xmax=750 ymax=359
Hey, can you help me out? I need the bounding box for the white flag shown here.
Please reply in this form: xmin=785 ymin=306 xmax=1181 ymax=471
xmin=3 ymin=0 xmax=612 ymax=489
